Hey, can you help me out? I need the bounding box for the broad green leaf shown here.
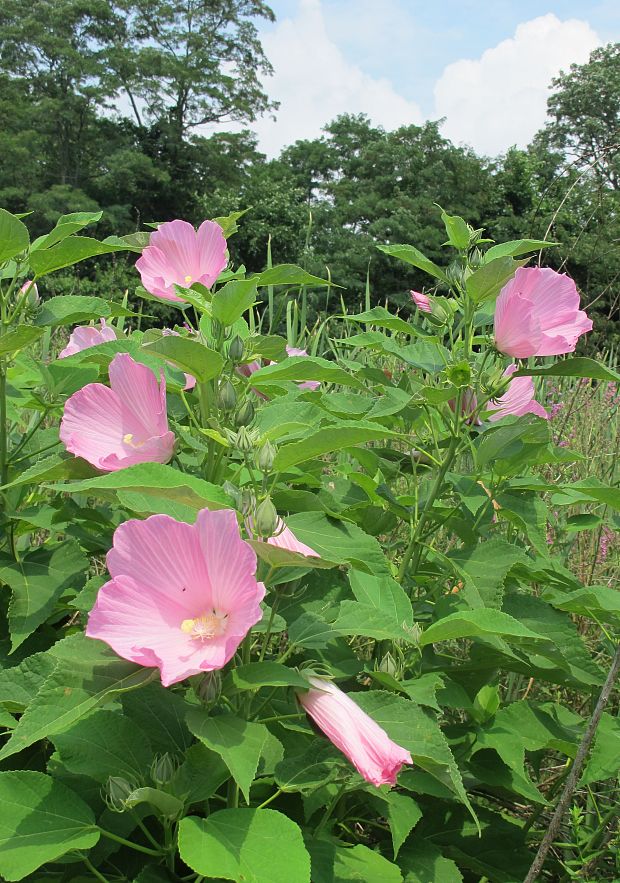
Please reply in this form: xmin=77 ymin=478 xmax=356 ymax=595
xmin=286 ymin=512 xmax=391 ymax=576
xmin=287 ymin=611 xmax=337 ymax=649
xmin=447 ymin=539 xmax=526 ymax=609
xmin=3 ymin=453 xmax=98 ymax=489
xmin=399 ymin=837 xmax=463 ymax=882
xmin=466 ymin=257 xmax=526 ymax=305
xmin=564 ymin=513 xmax=603 ymax=531
xmin=228 ymin=662 xmax=309 ymax=692
xmin=122 ymin=683 xmax=192 ymax=753
xmin=544 ymin=584 xmax=620 ymax=630
xmin=580 ymin=713 xmax=620 ymax=786
xmin=441 ymin=210 xmax=470 ymax=249
xmin=173 ymin=743 xmax=230 ymax=804
xmin=274 ymin=742 xmax=341 ymax=793
xmin=0 ymin=651 xmax=56 ymax=711
xmin=50 ymin=461 xmax=231 ymax=511
xmin=551 ymin=478 xmax=620 ymax=511
xmin=377 ymin=243 xmax=446 ymax=282
xmin=211 ymin=279 xmax=258 ymax=326
xmin=0 ymin=771 xmax=99 ymax=881
xmin=213 ymin=208 xmax=249 ymax=238
xmin=274 ymin=420 xmax=402 ymax=469
xmin=186 ymin=709 xmax=268 ymax=802
xmin=125 ymin=786 xmax=183 ymax=820
xmin=310 ymin=839 xmax=403 ymax=882
xmin=178 ymin=809 xmax=311 ymax=883
xmin=334 ymin=600 xmax=418 ymax=644
xmin=31 ymin=211 xmax=103 ymax=250
xmin=345 ymin=306 xmax=417 ymax=336
xmin=51 ymin=709 xmax=153 ymax=783
xmin=0 ymin=209 xmax=29 ymax=263
xmin=1 ymin=541 xmax=88 ymax=651
xmin=353 ymin=691 xmax=474 ymax=815
xmin=379 ymin=791 xmax=423 ymax=858
xmin=420 ymin=609 xmax=547 ymax=647
xmin=515 ymin=357 xmax=620 ymax=383
xmin=0 ymin=634 xmax=154 ymax=762
xmin=29 ymin=235 xmax=132 ymax=276
xmin=247 ymin=539 xmax=336 ymax=570
xmin=475 ymin=416 xmax=550 ymax=471
xmin=255 ymin=264 xmax=330 ymax=288
xmin=484 ymin=239 xmax=557 ymax=261
xmin=34 ymin=295 xmax=130 ymax=326
xmin=0 ymin=326 xmax=45 ymax=357
xmin=251 ymin=356 xmax=363 ymax=390
xmin=349 ymin=569 xmax=413 ymax=625
xmin=142 ymin=335 xmax=223 ymax=382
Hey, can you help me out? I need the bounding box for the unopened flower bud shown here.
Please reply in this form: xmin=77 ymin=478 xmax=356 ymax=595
xmin=255 ymin=497 xmax=279 ymax=538
xmin=228 ymin=335 xmax=245 ymax=362
xmin=105 ymin=776 xmax=135 ymax=812
xmin=445 ymin=261 xmax=466 ymax=287
xmin=150 ymin=753 xmax=177 ymax=786
xmin=234 ymin=400 xmax=255 ymax=427
xmin=468 ymin=247 xmax=483 ymax=269
xmin=20 ymin=280 xmax=40 ymax=307
xmin=218 ymin=378 xmax=237 ymax=412
xmin=240 ymin=490 xmax=254 ymax=517
xmin=236 ymin=425 xmax=255 ymax=454
xmin=446 ymin=361 xmax=471 ymax=388
xmin=196 ymin=670 xmax=222 ymax=705
xmin=378 ymin=652 xmax=399 ymax=678
xmin=256 ymin=439 xmax=276 ymax=473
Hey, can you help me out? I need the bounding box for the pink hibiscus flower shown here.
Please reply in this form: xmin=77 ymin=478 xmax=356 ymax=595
xmin=487 ymin=364 xmax=548 ymax=422
xmin=136 ymin=219 xmax=227 ymax=303
xmin=410 ymin=290 xmax=431 ymax=313
xmin=59 ymin=319 xmax=117 ymax=358
xmin=298 ymin=677 xmax=413 ymax=787
xmin=60 ymin=352 xmax=175 ymax=471
xmin=494 ymin=267 xmax=592 ymax=357
xmin=86 ymin=510 xmax=266 ymax=686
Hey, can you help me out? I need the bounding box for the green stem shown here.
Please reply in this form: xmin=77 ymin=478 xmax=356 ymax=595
xmin=98 ymin=827 xmax=163 ymax=857
xmin=257 ymin=788 xmax=283 ymax=809
xmin=314 ymin=782 xmax=347 ymax=837
xmin=0 ymin=363 xmax=7 ymax=487
xmin=81 ymin=854 xmax=109 ymax=883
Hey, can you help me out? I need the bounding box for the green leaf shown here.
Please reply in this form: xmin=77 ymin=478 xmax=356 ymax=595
xmin=484 ymin=239 xmax=557 ymax=261
xmin=399 ymin=836 xmax=463 ymax=882
xmin=0 ymin=771 xmax=99 ymax=881
xmin=580 ymin=713 xmax=620 ymax=786
xmin=345 ymin=306 xmax=417 ymax=336
xmin=228 ymin=662 xmax=309 ymax=692
xmin=287 ymin=612 xmax=337 ymax=649
xmin=381 ymin=791 xmax=423 ymax=858
xmin=310 ymin=839 xmax=403 ymax=882
xmin=32 ymin=211 xmax=104 ymax=250
xmin=50 ymin=461 xmax=231 ymax=511
xmin=0 ymin=209 xmax=30 ymax=263
xmin=0 ymin=326 xmax=45 ymax=357
xmin=254 ymin=264 xmax=330 ymax=288
xmin=564 ymin=513 xmax=603 ymax=532
xmin=274 ymin=420 xmax=402 ymax=470
xmin=29 ymin=235 xmax=132 ymax=277
xmin=251 ymin=357 xmax=363 ymax=391
xmin=515 ymin=357 xmax=620 ymax=383
xmin=420 ymin=609 xmax=547 ymax=647
xmin=122 ymin=683 xmax=192 ymax=753
xmin=441 ymin=210 xmax=470 ymax=249
xmin=274 ymin=742 xmax=341 ymax=793
xmin=466 ymin=257 xmax=525 ymax=305
xmin=334 ymin=601 xmax=418 ymax=644
xmin=1 ymin=541 xmax=88 ymax=651
xmin=186 ymin=710 xmax=268 ymax=802
xmin=142 ymin=335 xmax=223 ymax=382
xmin=178 ymin=809 xmax=311 ymax=883
xmin=544 ymin=584 xmax=620 ymax=630
xmin=34 ymin=294 xmax=130 ymax=326
xmin=349 ymin=569 xmax=413 ymax=625
xmin=447 ymin=539 xmax=526 ymax=609
xmin=51 ymin=709 xmax=153 ymax=783
xmin=0 ymin=651 xmax=56 ymax=711
xmin=247 ymin=539 xmax=336 ymax=570
xmin=0 ymin=634 xmax=154 ymax=762
xmin=211 ymin=279 xmax=258 ymax=326
xmin=286 ymin=512 xmax=391 ymax=576
xmin=377 ymin=243 xmax=446 ymax=282
xmin=3 ymin=452 xmax=98 ymax=489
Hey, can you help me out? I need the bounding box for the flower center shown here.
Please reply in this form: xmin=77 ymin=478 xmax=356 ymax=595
xmin=184 ymin=274 xmax=193 ymax=284
xmin=123 ymin=433 xmax=145 ymax=448
xmin=181 ymin=611 xmax=228 ymax=641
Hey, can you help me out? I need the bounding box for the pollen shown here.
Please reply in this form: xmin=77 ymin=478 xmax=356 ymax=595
xmin=181 ymin=612 xmax=227 ymax=641
xmin=184 ymin=274 xmax=193 ymax=284
xmin=123 ymin=433 xmax=145 ymax=448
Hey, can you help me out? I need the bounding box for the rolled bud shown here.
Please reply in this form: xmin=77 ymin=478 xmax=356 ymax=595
xmin=20 ymin=280 xmax=40 ymax=307
xmin=255 ymin=497 xmax=279 ymax=538
xmin=195 ymin=670 xmax=222 ymax=705
xmin=228 ymin=335 xmax=245 ymax=362
xmin=236 ymin=425 xmax=255 ymax=454
xmin=105 ymin=776 xmax=135 ymax=812
xmin=378 ymin=652 xmax=399 ymax=678
xmin=218 ymin=378 xmax=237 ymax=412
xmin=256 ymin=439 xmax=276 ymax=473
xmin=150 ymin=753 xmax=177 ymax=786
xmin=234 ymin=400 xmax=255 ymax=427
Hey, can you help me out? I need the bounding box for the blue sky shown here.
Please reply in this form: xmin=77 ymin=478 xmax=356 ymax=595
xmin=214 ymin=1 xmax=619 ymax=157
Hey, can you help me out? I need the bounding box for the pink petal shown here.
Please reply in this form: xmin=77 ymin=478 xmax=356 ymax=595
xmin=60 ymin=383 xmax=128 ymax=468
xmin=108 ymin=353 xmax=168 ymax=436
xmin=59 ymin=319 xmax=117 ymax=358
xmin=267 ymin=520 xmax=320 ymax=557
xmin=196 ymin=220 xmax=228 ymax=286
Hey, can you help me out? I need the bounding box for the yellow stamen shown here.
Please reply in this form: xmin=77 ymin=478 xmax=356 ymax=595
xmin=181 ymin=612 xmax=227 ymax=641
xmin=184 ymin=274 xmax=193 ymax=284
xmin=123 ymin=433 xmax=145 ymax=448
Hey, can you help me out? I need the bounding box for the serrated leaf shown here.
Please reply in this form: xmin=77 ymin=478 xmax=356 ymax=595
xmin=0 ymin=209 xmax=30 ymax=263
xmin=34 ymin=294 xmax=131 ymax=325
xmin=228 ymin=662 xmax=309 ymax=692
xmin=142 ymin=335 xmax=223 ymax=382
xmin=0 ymin=326 xmax=45 ymax=357
xmin=286 ymin=512 xmax=391 ymax=576
xmin=310 ymin=839 xmax=403 ymax=882
xmin=399 ymin=836 xmax=463 ymax=882
xmin=274 ymin=420 xmax=402 ymax=470
xmin=30 ymin=236 xmax=132 ymax=276
xmin=179 ymin=809 xmax=311 ymax=883
xmin=420 ymin=608 xmax=548 ymax=647
xmin=349 ymin=569 xmax=413 ymax=625
xmin=251 ymin=356 xmax=363 ymax=390
xmin=0 ymin=771 xmax=99 ymax=881
xmin=377 ymin=243 xmax=446 ymax=282
xmin=447 ymin=539 xmax=525 ymax=609
xmin=211 ymin=279 xmax=258 ymax=326
xmin=484 ymin=238 xmax=556 ymax=261
xmin=515 ymin=357 xmax=620 ymax=383
xmin=334 ymin=601 xmax=418 ymax=644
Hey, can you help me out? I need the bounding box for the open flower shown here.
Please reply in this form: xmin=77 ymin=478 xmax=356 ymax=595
xmin=59 ymin=319 xmax=117 ymax=358
xmin=86 ymin=510 xmax=265 ymax=686
xmin=60 ymin=352 xmax=175 ymax=471
xmin=136 ymin=219 xmax=227 ymax=303
xmin=410 ymin=290 xmax=431 ymax=313
xmin=297 ymin=677 xmax=413 ymax=786
xmin=487 ymin=364 xmax=548 ymax=422
xmin=494 ymin=267 xmax=592 ymax=357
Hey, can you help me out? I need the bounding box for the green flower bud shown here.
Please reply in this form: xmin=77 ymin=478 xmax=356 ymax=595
xmin=195 ymin=670 xmax=222 ymax=705
xmin=445 ymin=260 xmax=466 ymax=287
xmin=240 ymin=490 xmax=254 ymax=516
xmin=468 ymin=247 xmax=483 ymax=269
xmin=236 ymin=425 xmax=255 ymax=454
xmin=378 ymin=652 xmax=399 ymax=678
xmin=228 ymin=335 xmax=245 ymax=362
xmin=446 ymin=361 xmax=472 ymax=388
xmin=255 ymin=497 xmax=279 ymax=538
xmin=105 ymin=776 xmax=135 ymax=812
xmin=218 ymin=378 xmax=237 ymax=412
xmin=256 ymin=439 xmax=276 ymax=473
xmin=234 ymin=399 xmax=255 ymax=427
xmin=222 ymin=481 xmax=242 ymax=508
xmin=150 ymin=753 xmax=177 ymax=786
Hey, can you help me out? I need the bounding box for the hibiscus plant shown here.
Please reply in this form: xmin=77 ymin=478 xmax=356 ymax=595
xmin=0 ymin=206 xmax=617 ymax=882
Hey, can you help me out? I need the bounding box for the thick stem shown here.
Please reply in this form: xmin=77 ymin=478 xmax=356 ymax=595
xmin=523 ymin=643 xmax=620 ymax=883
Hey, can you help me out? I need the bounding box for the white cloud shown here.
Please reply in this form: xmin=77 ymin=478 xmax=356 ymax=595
xmin=434 ymin=14 xmax=601 ymax=156
xmin=248 ymin=0 xmax=423 ymax=156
